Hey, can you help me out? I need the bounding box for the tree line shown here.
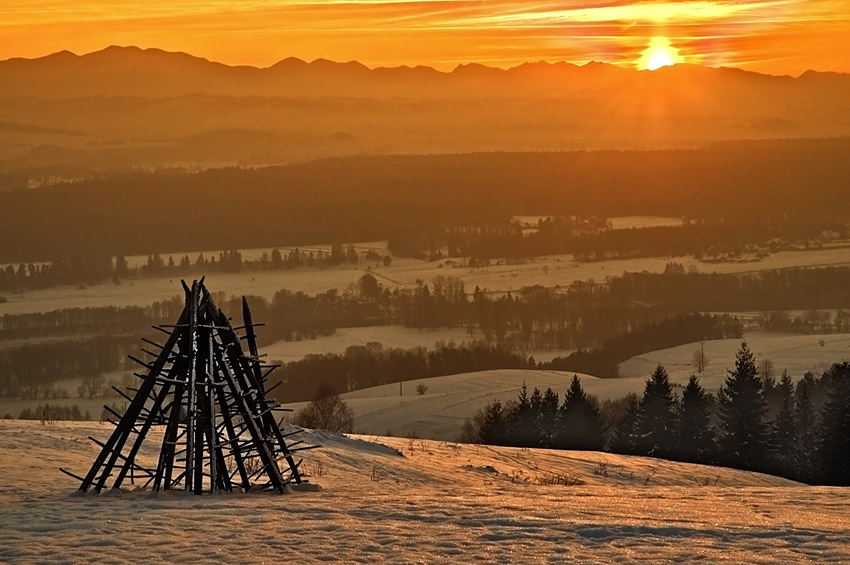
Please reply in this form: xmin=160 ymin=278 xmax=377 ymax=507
xmin=0 ymin=244 xmax=375 ymax=293
xmin=2 ymin=139 xmax=850 ymax=263
xmin=389 ymin=214 xmax=846 ymax=262
xmin=271 ymin=341 xmax=532 ymax=402
xmin=466 ymin=344 xmax=850 ymax=485
xmin=3 ymin=265 xmax=849 ymax=398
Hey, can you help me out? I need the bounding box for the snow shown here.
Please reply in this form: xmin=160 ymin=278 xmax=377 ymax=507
xmin=619 ymin=332 xmax=850 ymax=384
xmin=1 ymin=420 xmax=849 ymax=564
xmin=4 ymin=244 xmax=850 ymax=316
xmin=287 ymin=333 xmax=848 ymax=441
xmin=262 ymin=325 xmax=479 ymax=363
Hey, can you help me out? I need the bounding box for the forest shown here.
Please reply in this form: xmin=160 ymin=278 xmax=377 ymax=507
xmin=0 ymin=244 xmax=372 ymax=293
xmin=464 ymin=344 xmax=850 ymax=485
xmin=390 ymin=215 xmax=847 ymax=261
xmin=2 ymin=265 xmax=849 ymax=400
xmin=2 ymin=138 xmax=850 ymax=263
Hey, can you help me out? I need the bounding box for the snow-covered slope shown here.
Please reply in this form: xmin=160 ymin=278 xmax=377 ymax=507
xmin=2 ymin=420 xmax=849 ymax=564
xmin=288 ymin=369 xmax=627 ymax=440
xmin=279 ymin=333 xmax=849 ymax=441
xmin=620 ymin=332 xmax=850 ymax=384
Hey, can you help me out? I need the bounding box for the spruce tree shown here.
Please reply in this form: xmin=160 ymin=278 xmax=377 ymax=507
xmin=555 ymin=375 xmax=604 ymax=450
xmin=529 ymin=387 xmax=544 ymax=446
xmin=609 ymin=393 xmax=639 ymax=454
xmin=507 ymin=383 xmax=536 ymax=447
xmin=676 ymin=375 xmax=716 ymax=464
xmin=769 ymin=371 xmax=796 ymax=474
xmin=793 ymin=374 xmax=818 ymax=482
xmin=717 ymin=341 xmax=768 ymax=470
xmin=478 ymin=401 xmax=505 ymax=445
xmin=818 ymin=362 xmax=850 ymax=485
xmin=635 ymin=364 xmax=678 ymax=458
xmin=538 ymin=388 xmax=560 ymax=447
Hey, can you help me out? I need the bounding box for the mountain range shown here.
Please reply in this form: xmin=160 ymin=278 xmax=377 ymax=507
xmin=2 ymin=45 xmax=849 ymax=99
xmin=1 ymin=46 xmax=848 ymax=181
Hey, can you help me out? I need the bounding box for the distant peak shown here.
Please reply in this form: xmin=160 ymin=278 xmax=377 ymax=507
xmin=270 ymin=56 xmax=308 ymax=70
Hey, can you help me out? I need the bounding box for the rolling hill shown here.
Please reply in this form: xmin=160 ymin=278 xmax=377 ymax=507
xmin=7 ymin=419 xmax=849 ymax=564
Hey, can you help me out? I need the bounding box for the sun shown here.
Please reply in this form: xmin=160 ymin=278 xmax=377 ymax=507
xmin=638 ymin=37 xmax=681 ymax=71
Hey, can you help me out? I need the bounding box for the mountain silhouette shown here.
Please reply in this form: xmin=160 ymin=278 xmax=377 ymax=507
xmin=2 ymin=45 xmax=847 ymax=100
xmin=1 ymin=46 xmax=849 ymax=174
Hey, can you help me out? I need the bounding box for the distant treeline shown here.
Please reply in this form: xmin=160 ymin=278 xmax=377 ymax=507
xmin=2 ymin=140 xmax=850 ymax=262
xmin=390 ymin=215 xmax=848 ymax=261
xmin=466 ymin=345 xmax=850 ymax=485
xmin=3 ymin=266 xmax=850 ymax=397
xmin=269 ymin=313 xmax=735 ymax=402
xmin=0 ymin=244 xmax=375 ymax=293
xmin=273 ymin=342 xmax=531 ymax=402
xmin=545 ymin=314 xmax=742 ymax=378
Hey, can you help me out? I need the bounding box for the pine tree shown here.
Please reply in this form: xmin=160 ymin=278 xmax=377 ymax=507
xmin=818 ymin=362 xmax=850 ymax=485
xmin=538 ymin=388 xmax=559 ymax=447
xmin=506 ymin=383 xmax=536 ymax=447
xmin=555 ymin=375 xmax=604 ymax=450
xmin=634 ymin=364 xmax=678 ymax=458
xmin=478 ymin=401 xmax=505 ymax=445
xmin=769 ymin=370 xmax=796 ymax=474
xmin=717 ymin=341 xmax=768 ymax=470
xmin=676 ymin=375 xmax=715 ymax=464
xmin=609 ymin=393 xmax=639 ymax=454
xmin=793 ymin=374 xmax=818 ymax=483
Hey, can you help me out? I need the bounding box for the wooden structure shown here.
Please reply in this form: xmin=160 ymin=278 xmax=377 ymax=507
xmin=62 ymin=279 xmax=313 ymax=494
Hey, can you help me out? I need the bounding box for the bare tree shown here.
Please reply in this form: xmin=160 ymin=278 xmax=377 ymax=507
xmin=78 ymin=373 xmax=105 ymax=399
xmin=692 ymin=342 xmax=709 ymax=374
xmin=295 ymin=386 xmax=354 ymax=433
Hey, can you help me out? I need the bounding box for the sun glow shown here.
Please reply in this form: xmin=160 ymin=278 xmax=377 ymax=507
xmin=639 ymin=37 xmax=681 ymax=70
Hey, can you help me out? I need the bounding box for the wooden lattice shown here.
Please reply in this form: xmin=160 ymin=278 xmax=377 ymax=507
xmin=62 ymin=279 xmax=314 ymax=494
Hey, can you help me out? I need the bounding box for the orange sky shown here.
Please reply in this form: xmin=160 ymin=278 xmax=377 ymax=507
xmin=1 ymin=1 xmax=848 ymax=75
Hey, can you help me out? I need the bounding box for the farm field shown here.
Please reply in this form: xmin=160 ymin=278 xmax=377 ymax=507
xmin=3 ymin=243 xmax=850 ymax=316
xmin=276 ymin=332 xmax=850 ymax=441
xmin=261 ymin=325 xmax=480 ymax=363
xmin=4 ymin=420 xmax=850 ymax=564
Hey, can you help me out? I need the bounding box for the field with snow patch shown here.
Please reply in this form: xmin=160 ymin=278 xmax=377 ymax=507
xmin=3 ymin=420 xmax=850 ymax=564
xmin=619 ymin=332 xmax=850 ymax=383
xmin=276 ymin=333 xmax=850 ymax=441
xmin=3 ymin=243 xmax=850 ymax=315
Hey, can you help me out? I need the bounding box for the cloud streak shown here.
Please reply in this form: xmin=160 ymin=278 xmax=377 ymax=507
xmin=0 ymin=0 xmax=847 ymax=74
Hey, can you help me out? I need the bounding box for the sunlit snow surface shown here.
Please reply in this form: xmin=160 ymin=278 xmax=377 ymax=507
xmin=1 ymin=421 xmax=849 ymax=563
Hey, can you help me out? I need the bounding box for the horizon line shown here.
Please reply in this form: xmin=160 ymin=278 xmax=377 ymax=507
xmin=3 ymin=44 xmax=845 ymax=80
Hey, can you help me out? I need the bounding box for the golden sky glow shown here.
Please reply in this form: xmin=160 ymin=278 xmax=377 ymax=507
xmin=1 ymin=1 xmax=848 ymax=75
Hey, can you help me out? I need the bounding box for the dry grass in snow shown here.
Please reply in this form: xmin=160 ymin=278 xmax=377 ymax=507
xmin=2 ymin=420 xmax=849 ymax=564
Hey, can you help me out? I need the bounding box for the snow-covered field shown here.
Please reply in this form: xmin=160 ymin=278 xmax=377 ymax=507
xmin=275 ymin=333 xmax=850 ymax=440
xmin=3 ymin=243 xmax=850 ymax=315
xmin=262 ymin=326 xmax=479 ymax=363
xmin=619 ymin=332 xmax=850 ymax=383
xmin=1 ymin=420 xmax=849 ymax=563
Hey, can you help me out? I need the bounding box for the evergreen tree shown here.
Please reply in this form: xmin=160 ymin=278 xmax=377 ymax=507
xmin=769 ymin=370 xmax=796 ymax=473
xmin=717 ymin=341 xmax=768 ymax=469
xmin=478 ymin=401 xmax=506 ymax=445
xmin=555 ymin=375 xmax=604 ymax=450
xmin=506 ymin=383 xmax=536 ymax=447
xmin=609 ymin=393 xmax=639 ymax=454
xmin=793 ymin=374 xmax=818 ymax=482
xmin=676 ymin=375 xmax=715 ymax=463
xmin=538 ymin=388 xmax=560 ymax=447
xmin=818 ymin=362 xmax=850 ymax=485
xmin=529 ymin=387 xmax=544 ymax=446
xmin=634 ymin=364 xmax=678 ymax=458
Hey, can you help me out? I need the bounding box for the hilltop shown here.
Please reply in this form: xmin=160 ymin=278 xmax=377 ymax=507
xmin=6 ymin=419 xmax=848 ymax=563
